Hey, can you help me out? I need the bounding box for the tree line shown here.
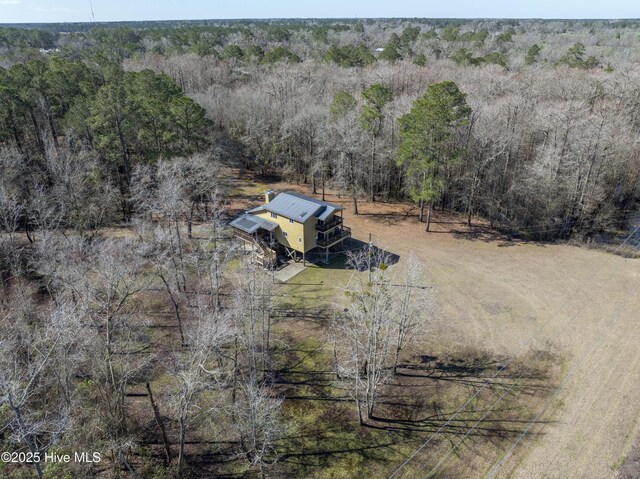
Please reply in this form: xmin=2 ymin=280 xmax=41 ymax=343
xmin=176 ymin=56 xmax=638 ymax=239
xmin=2 ymin=28 xmax=639 ymax=239
xmin=3 ymin=18 xmax=638 ymax=70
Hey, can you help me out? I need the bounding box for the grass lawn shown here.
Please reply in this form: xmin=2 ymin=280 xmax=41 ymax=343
xmin=265 ymin=253 xmax=562 ymax=478
xmin=275 ymin=255 xmax=357 ymax=311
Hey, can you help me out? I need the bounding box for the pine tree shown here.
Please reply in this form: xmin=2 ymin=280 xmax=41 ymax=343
xmin=397 ymin=81 xmax=471 ymax=231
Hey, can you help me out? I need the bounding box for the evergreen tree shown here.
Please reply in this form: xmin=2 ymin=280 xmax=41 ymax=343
xmin=397 ymin=81 xmax=471 ymax=231
xmin=525 ymin=44 xmax=542 ymax=65
xmin=329 ymin=91 xmax=357 ymax=120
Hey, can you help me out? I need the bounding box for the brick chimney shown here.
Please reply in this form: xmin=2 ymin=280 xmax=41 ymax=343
xmin=265 ymin=190 xmax=274 ymax=204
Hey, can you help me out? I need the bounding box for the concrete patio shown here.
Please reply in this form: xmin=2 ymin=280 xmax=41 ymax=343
xmin=273 ymin=260 xmax=307 ymax=283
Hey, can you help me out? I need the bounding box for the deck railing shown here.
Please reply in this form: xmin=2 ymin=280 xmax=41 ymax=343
xmin=316 ymin=226 xmax=351 ymax=247
xmin=233 ymin=229 xmax=256 ymax=243
xmin=316 ymin=216 xmax=343 ymax=232
xmin=233 ymin=229 xmax=276 ymax=256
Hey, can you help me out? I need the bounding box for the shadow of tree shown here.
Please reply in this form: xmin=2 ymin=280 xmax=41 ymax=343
xmin=271 ymin=345 xmax=559 ymax=478
xmin=451 ymin=225 xmax=548 ymax=247
xmin=365 ymin=351 xmax=556 ymax=438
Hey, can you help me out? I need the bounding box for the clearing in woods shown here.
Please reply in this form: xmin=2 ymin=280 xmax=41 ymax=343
xmin=228 ymin=171 xmax=640 ymax=479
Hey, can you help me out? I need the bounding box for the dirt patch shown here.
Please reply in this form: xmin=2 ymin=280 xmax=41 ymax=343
xmin=618 ymin=435 xmax=640 ymax=479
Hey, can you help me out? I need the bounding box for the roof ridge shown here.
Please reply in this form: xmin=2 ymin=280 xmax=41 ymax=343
xmin=276 ymin=191 xmax=343 ymax=209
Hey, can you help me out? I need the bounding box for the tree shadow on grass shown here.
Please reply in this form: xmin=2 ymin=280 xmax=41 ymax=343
xmin=365 ymin=413 xmax=552 ymax=439
xmin=363 ymin=351 xmax=557 ymax=440
xmin=451 ymin=224 xmax=549 ymax=247
xmin=276 ymin=405 xmax=402 ymax=475
xmin=394 ymin=358 xmax=551 ymax=394
xmin=270 ymin=322 xmax=559 ymax=477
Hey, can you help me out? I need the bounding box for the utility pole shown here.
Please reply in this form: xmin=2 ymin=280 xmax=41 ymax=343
xmin=89 ymin=0 xmax=96 ymax=23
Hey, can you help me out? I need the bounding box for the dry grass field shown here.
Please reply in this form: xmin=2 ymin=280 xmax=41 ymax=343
xmin=227 ymin=170 xmax=640 ymax=478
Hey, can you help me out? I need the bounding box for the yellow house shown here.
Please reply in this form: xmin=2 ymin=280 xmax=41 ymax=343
xmin=230 ymin=190 xmax=351 ymax=264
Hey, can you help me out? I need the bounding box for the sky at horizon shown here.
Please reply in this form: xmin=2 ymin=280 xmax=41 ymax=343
xmin=0 ymin=0 xmax=638 ymax=24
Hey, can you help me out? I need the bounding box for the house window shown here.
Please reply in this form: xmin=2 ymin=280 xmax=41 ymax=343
xmin=283 ymin=231 xmax=288 ymax=238
xmin=289 ymin=218 xmax=294 ymax=224
xmin=298 ymin=237 xmax=302 ymax=243
xmin=270 ymin=212 xmax=278 ymax=219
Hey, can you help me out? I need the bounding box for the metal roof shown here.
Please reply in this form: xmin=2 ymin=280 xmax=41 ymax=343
xmin=229 ymin=214 xmax=278 ymax=234
xmin=247 ymin=205 xmax=266 ymax=214
xmin=260 ymin=192 xmax=343 ymax=223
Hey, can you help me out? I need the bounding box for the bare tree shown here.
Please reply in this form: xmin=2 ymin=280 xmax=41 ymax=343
xmin=392 ymin=252 xmax=434 ymax=373
xmin=281 ymin=104 xmax=325 ymax=192
xmin=189 ymin=208 xmax=238 ymax=311
xmin=334 ymin=243 xmax=395 ymax=424
xmin=233 ymin=379 xmax=284 ymax=479
xmin=168 ymin=299 xmax=233 ymax=469
xmin=41 ymin=144 xmax=118 ymax=237
xmin=0 ymin=184 xmax=24 ymax=246
xmin=133 ymin=156 xmax=219 ymax=345
xmin=0 ymin=295 xmax=78 ymax=479
xmin=59 ymin=238 xmax=151 ymax=473
xmin=230 ymin=258 xmax=276 ymax=384
xmin=322 ymin=112 xmax=367 ymax=214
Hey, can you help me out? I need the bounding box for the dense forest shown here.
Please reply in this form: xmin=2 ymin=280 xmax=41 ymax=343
xmin=1 ymin=17 xmax=640 ymax=479
xmin=1 ymin=18 xmax=640 ymax=237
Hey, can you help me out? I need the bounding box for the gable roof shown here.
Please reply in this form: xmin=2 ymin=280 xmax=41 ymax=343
xmin=249 ymin=192 xmax=343 ymax=223
xmin=229 ymin=213 xmax=279 ymax=234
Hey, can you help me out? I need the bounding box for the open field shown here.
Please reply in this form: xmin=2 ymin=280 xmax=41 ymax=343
xmin=229 ymin=171 xmax=640 ymax=478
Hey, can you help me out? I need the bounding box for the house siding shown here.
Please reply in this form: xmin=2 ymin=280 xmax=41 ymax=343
xmin=304 ymin=216 xmax=318 ymax=251
xmin=253 ymin=211 xmax=317 ymax=253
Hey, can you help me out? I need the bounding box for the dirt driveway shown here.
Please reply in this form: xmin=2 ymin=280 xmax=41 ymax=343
xmin=230 ymin=176 xmax=640 ymax=479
